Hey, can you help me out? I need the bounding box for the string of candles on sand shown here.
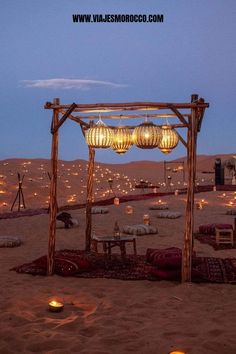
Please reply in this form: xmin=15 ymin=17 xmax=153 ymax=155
xmin=0 ymin=160 xmax=235 ymax=211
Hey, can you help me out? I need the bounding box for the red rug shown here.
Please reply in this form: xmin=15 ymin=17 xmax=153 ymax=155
xmin=12 ymin=249 xmax=236 ymax=284
xmin=194 ymin=233 xmax=236 ymax=250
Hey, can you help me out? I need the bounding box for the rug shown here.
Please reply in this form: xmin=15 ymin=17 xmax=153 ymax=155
xmin=194 ymin=233 xmax=236 ymax=250
xmin=12 ymin=250 xmax=154 ymax=280
xmin=193 ymin=257 xmax=236 ymax=284
xmin=11 ymin=249 xmax=236 ymax=284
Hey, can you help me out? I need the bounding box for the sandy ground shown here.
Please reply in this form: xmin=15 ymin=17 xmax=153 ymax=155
xmin=1 ymin=191 xmax=236 ymax=354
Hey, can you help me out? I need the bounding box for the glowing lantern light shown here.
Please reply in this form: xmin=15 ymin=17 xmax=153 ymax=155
xmin=114 ymin=197 xmax=120 ymax=205
xmin=158 ymin=125 xmax=179 ymax=154
xmin=125 ymin=205 xmax=133 ymax=214
xmin=112 ymin=126 xmax=133 ymax=154
xmin=132 ymin=121 xmax=161 ymax=149
xmin=143 ymin=214 xmax=150 ymax=225
xmin=48 ymin=299 xmax=64 ymax=312
xmin=85 ymin=118 xmax=113 ymax=148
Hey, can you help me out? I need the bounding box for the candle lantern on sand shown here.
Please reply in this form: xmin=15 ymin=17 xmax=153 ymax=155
xmin=143 ymin=214 xmax=150 ymax=225
xmin=114 ymin=197 xmax=120 ymax=205
xmin=48 ymin=298 xmax=64 ymax=312
xmin=125 ymin=205 xmax=133 ymax=215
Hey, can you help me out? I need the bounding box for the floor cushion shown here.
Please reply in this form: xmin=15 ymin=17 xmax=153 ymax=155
xmin=149 ymin=205 xmax=169 ymax=210
xmin=123 ymin=224 xmax=158 ymax=236
xmin=156 ymin=211 xmax=181 ymax=219
xmin=13 ymin=254 xmax=91 ymax=276
xmin=0 ymin=236 xmax=22 ymax=248
xmin=199 ymin=223 xmax=233 ymax=235
xmin=56 ymin=218 xmax=79 ymax=229
xmin=146 ymin=247 xmax=199 ymax=270
xmin=56 ymin=212 xmax=74 ymax=228
xmin=91 ymin=207 xmax=109 ymax=214
xmin=150 ymin=267 xmax=181 ymax=281
xmin=146 ymin=247 xmax=182 ymax=269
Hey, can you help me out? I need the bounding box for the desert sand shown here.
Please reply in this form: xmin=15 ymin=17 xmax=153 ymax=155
xmin=1 ymin=157 xmax=236 ymax=354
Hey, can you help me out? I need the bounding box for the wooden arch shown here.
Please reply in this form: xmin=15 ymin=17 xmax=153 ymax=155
xmin=44 ymin=94 xmax=209 ymax=282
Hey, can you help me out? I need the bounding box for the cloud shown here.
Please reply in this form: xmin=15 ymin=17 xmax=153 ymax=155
xmin=21 ymin=78 xmax=127 ymax=90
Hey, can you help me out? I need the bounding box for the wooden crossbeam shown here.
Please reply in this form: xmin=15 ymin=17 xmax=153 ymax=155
xmin=45 ymin=101 xmax=210 ymax=112
xmin=71 ymin=113 xmax=190 ymax=120
xmin=82 ymin=123 xmax=187 ymax=131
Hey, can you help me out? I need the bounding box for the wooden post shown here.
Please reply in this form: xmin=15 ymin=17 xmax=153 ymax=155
xmin=85 ymin=146 xmax=95 ymax=251
xmin=234 ymin=218 xmax=236 ymax=238
xmin=182 ymin=94 xmax=198 ymax=282
xmin=164 ymin=161 xmax=166 ymax=184
xmin=47 ymin=98 xmax=60 ymax=275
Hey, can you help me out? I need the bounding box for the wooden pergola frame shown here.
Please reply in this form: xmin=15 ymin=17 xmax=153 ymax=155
xmin=44 ymin=94 xmax=209 ymax=282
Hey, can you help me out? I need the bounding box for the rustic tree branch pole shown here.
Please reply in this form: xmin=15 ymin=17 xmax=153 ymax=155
xmin=47 ymin=98 xmax=60 ymax=275
xmin=182 ymin=94 xmax=198 ymax=282
xmin=85 ymin=146 xmax=95 ymax=251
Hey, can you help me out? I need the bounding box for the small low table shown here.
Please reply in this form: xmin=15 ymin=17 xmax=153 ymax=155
xmin=91 ymin=235 xmax=137 ymax=259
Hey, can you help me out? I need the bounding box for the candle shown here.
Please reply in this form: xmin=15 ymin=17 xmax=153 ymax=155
xmin=169 ymin=351 xmax=185 ymax=354
xmin=196 ymin=202 xmax=203 ymax=210
xmin=48 ymin=300 xmax=64 ymax=312
xmin=143 ymin=214 xmax=150 ymax=225
xmin=126 ymin=205 xmax=133 ymax=215
xmin=114 ymin=197 xmax=120 ymax=206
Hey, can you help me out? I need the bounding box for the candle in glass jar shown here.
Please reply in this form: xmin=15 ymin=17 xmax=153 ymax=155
xmin=143 ymin=214 xmax=150 ymax=225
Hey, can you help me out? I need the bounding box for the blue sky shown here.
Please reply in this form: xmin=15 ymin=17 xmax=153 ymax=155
xmin=0 ymin=0 xmax=235 ymax=163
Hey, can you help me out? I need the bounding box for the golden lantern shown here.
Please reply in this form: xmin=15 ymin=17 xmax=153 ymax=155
xmin=85 ymin=118 xmax=113 ymax=148
xmin=158 ymin=125 xmax=179 ymax=154
xmin=112 ymin=126 xmax=133 ymax=154
xmin=132 ymin=121 xmax=161 ymax=149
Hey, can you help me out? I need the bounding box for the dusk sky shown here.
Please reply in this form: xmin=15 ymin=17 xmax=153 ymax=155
xmin=1 ymin=0 xmax=235 ymax=163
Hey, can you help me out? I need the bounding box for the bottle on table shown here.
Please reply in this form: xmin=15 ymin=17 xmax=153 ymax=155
xmin=113 ymin=221 xmax=120 ymax=239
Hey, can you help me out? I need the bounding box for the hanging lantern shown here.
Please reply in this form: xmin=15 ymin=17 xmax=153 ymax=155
xmin=85 ymin=118 xmax=113 ymax=148
xmin=112 ymin=126 xmax=133 ymax=154
xmin=158 ymin=125 xmax=179 ymax=154
xmin=132 ymin=121 xmax=161 ymax=149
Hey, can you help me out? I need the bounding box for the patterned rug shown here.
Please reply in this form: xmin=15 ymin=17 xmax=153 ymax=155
xmin=11 ymin=249 xmax=236 ymax=284
xmin=194 ymin=233 xmax=236 ymax=250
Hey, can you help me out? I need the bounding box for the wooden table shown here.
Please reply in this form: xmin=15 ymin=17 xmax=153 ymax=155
xmin=91 ymin=235 xmax=137 ymax=259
